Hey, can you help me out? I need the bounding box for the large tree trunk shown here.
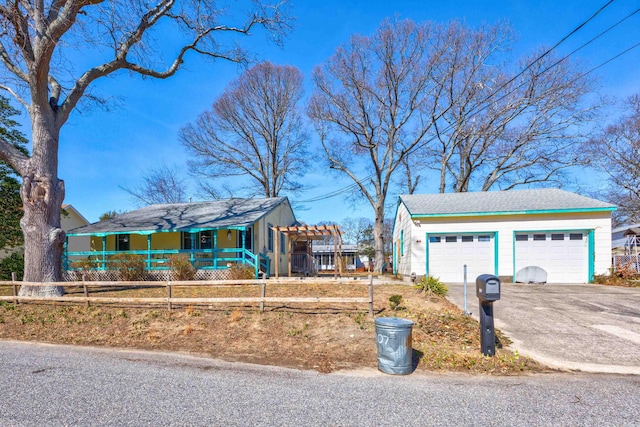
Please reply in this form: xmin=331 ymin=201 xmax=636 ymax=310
xmin=373 ymin=202 xmax=385 ymax=273
xmin=18 ymin=110 xmax=65 ymax=297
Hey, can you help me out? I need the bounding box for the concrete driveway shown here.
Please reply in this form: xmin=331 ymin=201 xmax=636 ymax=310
xmin=445 ymin=282 xmax=640 ymax=374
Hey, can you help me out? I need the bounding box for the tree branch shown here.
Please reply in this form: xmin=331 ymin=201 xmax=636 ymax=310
xmin=0 ymin=135 xmax=30 ymax=175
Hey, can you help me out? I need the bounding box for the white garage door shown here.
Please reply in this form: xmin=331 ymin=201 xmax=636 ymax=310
xmin=514 ymin=232 xmax=588 ymax=283
xmin=428 ymin=234 xmax=495 ymax=283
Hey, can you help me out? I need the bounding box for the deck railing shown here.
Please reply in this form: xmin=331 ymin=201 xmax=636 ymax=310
xmin=64 ymin=248 xmax=261 ymax=277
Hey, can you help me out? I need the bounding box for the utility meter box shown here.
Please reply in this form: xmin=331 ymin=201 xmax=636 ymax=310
xmin=476 ymin=274 xmax=501 ymax=302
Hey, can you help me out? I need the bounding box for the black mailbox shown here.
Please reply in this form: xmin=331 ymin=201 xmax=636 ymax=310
xmin=476 ymin=274 xmax=501 ymax=356
xmin=476 ymin=274 xmax=500 ymax=302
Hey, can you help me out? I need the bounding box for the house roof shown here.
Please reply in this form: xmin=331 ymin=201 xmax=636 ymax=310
xmin=62 ymin=204 xmax=90 ymax=226
xmin=68 ymin=197 xmax=291 ymax=236
xmin=400 ymin=188 xmax=616 ymax=217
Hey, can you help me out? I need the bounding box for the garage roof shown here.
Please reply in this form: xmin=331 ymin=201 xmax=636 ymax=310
xmin=68 ymin=197 xmax=291 ymax=236
xmin=401 ymin=188 xmax=616 ymax=217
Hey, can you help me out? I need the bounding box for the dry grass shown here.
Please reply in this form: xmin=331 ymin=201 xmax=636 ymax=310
xmin=0 ymin=281 xmax=547 ymax=374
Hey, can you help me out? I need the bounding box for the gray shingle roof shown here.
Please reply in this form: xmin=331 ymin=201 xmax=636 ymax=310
xmin=68 ymin=197 xmax=290 ymax=235
xmin=400 ymin=189 xmax=615 ymax=216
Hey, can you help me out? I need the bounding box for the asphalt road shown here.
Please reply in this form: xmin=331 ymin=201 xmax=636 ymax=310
xmin=445 ymin=282 xmax=640 ymax=374
xmin=1 ymin=341 xmax=639 ymax=426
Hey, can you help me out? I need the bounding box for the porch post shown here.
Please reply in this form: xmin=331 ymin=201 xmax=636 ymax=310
xmin=147 ymin=235 xmax=152 ymax=270
xmin=101 ymin=236 xmax=106 ymax=270
xmin=213 ymin=230 xmax=218 ymax=269
xmin=274 ymin=228 xmax=279 ymax=278
xmin=63 ymin=236 xmax=68 ymax=271
xmin=190 ymin=232 xmax=195 ymax=266
xmin=288 ymin=236 xmax=292 ymax=278
xmin=241 ymin=228 xmax=246 ymax=266
xmin=333 ymin=228 xmax=338 ymax=279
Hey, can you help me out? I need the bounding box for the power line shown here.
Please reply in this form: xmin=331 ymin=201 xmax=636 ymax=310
xmin=298 ymin=1 xmax=621 ymax=204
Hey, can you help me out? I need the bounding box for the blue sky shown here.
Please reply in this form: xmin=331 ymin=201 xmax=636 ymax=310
xmin=22 ymin=1 xmax=640 ymax=225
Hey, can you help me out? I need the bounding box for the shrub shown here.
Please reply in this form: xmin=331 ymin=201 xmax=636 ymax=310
xmin=593 ymin=262 xmax=640 ymax=287
xmin=70 ymin=257 xmax=98 ymax=271
xmin=415 ymin=275 xmax=448 ymax=296
xmin=228 ymin=263 xmax=256 ymax=280
xmin=110 ymin=253 xmax=147 ymax=281
xmin=388 ymin=294 xmax=403 ymax=311
xmin=168 ymin=255 xmax=196 ymax=281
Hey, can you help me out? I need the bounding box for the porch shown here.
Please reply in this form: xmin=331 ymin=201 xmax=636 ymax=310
xmin=64 ymin=228 xmax=270 ymax=279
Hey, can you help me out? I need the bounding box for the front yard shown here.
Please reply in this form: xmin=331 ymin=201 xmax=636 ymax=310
xmin=0 ymin=281 xmax=547 ymax=374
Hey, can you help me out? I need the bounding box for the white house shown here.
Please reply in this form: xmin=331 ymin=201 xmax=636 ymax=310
xmin=392 ymin=189 xmax=615 ymax=284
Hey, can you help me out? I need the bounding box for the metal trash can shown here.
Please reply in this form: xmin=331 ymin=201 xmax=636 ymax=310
xmin=375 ymin=317 xmax=414 ymax=375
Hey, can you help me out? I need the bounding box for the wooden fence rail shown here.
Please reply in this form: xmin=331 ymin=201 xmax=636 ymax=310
xmin=0 ymin=276 xmax=375 ymax=316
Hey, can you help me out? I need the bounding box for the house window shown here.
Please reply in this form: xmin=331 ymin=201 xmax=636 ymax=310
xmin=551 ymin=233 xmax=564 ymax=241
xmin=200 ymin=230 xmax=213 ymax=249
xmin=478 ymin=235 xmax=491 ymax=242
xmin=570 ymin=233 xmax=583 ymax=241
xmin=429 ymin=236 xmax=441 ymax=243
xmin=533 ymin=234 xmax=546 ymax=241
xmin=181 ymin=231 xmax=213 ymax=250
xmin=116 ymin=234 xmax=130 ymax=251
xmin=182 ymin=232 xmax=196 ymax=250
xmin=280 ymin=232 xmax=286 ymax=254
xmin=515 ymin=234 xmax=528 ymax=241
xmin=445 ymin=236 xmax=457 ymax=243
xmin=268 ymin=224 xmax=274 ymax=252
xmin=461 ymin=235 xmax=473 ymax=243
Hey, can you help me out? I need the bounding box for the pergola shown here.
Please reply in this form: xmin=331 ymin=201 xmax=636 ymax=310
xmin=271 ymin=224 xmax=343 ymax=278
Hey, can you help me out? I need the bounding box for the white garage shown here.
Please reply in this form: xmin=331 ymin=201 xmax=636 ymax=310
xmin=393 ymin=189 xmax=614 ymax=284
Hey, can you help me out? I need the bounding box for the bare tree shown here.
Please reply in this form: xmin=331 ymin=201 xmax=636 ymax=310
xmin=308 ymin=18 xmax=449 ymax=272
xmin=180 ymin=61 xmax=308 ymax=198
xmin=340 ymin=217 xmax=373 ymax=246
xmin=587 ymin=94 xmax=640 ymax=226
xmin=422 ymin=21 xmax=596 ymax=193
xmin=122 ymin=164 xmax=188 ymax=206
xmin=0 ymin=0 xmax=291 ymax=296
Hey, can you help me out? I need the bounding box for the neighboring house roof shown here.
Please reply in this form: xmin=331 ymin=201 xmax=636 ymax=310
xmin=62 ymin=204 xmax=90 ymax=226
xmin=611 ymin=223 xmax=640 ymax=249
xmin=400 ymin=188 xmax=616 ymax=217
xmin=68 ymin=197 xmax=292 ymax=236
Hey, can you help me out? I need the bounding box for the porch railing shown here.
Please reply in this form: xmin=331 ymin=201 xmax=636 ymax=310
xmin=64 ymin=248 xmax=260 ymax=278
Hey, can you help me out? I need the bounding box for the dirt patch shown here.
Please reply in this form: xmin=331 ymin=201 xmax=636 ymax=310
xmin=0 ymin=282 xmax=547 ymax=374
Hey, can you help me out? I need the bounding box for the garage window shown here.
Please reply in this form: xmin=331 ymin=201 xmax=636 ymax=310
xmin=551 ymin=234 xmax=564 ymax=241
xmin=478 ymin=235 xmax=491 ymax=242
xmin=533 ymin=234 xmax=546 ymax=241
xmin=461 ymin=235 xmax=473 ymax=242
xmin=515 ymin=234 xmax=528 ymax=241
xmin=570 ymin=233 xmax=583 ymax=240
xmin=445 ymin=236 xmax=457 ymax=243
xmin=429 ymin=236 xmax=441 ymax=243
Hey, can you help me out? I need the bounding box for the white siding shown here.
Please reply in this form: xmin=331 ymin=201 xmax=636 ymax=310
xmin=393 ymin=203 xmax=415 ymax=276
xmin=257 ymin=201 xmax=296 ymax=275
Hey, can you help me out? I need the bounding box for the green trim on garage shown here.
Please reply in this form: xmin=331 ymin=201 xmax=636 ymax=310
xmin=411 ymin=206 xmax=615 ymax=219
xmin=588 ymin=229 xmax=595 ymax=282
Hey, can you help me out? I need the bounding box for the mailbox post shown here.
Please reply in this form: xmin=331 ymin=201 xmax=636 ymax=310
xmin=476 ymin=274 xmax=501 ymax=356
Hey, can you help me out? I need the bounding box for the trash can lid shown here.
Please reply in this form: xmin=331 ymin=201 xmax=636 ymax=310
xmin=375 ymin=317 xmax=414 ymax=327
